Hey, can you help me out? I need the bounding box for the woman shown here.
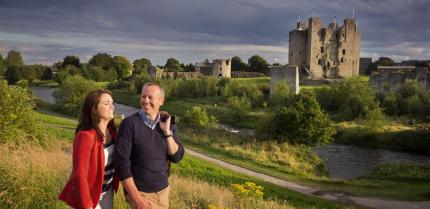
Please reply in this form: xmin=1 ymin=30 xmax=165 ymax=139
xmin=59 ymin=89 xmax=119 ymax=209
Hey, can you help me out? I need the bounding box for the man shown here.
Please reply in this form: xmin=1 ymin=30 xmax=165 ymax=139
xmin=114 ymin=82 xmax=185 ymax=209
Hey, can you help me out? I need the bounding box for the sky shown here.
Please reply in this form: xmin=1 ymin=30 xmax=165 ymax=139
xmin=0 ymin=0 xmax=429 ymax=65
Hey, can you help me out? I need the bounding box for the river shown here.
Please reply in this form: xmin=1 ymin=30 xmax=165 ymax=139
xmin=30 ymin=86 xmax=430 ymax=179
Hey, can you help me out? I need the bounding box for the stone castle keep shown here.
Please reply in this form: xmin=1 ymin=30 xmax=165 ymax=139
xmin=289 ymin=16 xmax=361 ymax=79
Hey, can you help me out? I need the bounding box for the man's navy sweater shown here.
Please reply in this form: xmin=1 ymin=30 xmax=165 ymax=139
xmin=113 ymin=112 xmax=185 ymax=193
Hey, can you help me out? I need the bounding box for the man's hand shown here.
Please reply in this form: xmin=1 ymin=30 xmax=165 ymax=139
xmin=159 ymin=116 xmax=171 ymax=136
xmin=130 ymin=194 xmax=152 ymax=209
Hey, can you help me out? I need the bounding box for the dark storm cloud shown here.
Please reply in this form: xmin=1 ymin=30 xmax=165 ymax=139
xmin=0 ymin=0 xmax=429 ymax=64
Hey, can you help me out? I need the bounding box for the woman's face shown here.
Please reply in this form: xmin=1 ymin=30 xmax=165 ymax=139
xmin=97 ymin=93 xmax=115 ymax=122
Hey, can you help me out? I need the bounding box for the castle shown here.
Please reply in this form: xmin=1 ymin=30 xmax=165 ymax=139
xmin=195 ymin=59 xmax=231 ymax=78
xmin=288 ymin=16 xmax=361 ymax=79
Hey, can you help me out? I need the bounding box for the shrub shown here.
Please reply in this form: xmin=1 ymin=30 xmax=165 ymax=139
xmin=315 ymin=76 xmax=379 ymax=120
xmin=269 ymin=80 xmax=291 ymax=107
xmin=259 ymin=91 xmax=335 ymax=145
xmin=0 ymin=80 xmax=44 ymax=146
xmin=183 ymin=106 xmax=217 ymax=128
xmin=53 ymin=75 xmax=98 ymax=116
xmin=382 ymin=93 xmax=399 ymax=115
xmin=226 ymin=96 xmax=251 ymax=121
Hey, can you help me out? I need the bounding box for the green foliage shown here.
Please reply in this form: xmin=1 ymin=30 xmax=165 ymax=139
xmin=269 ymin=80 xmax=291 ymax=107
xmin=224 ymin=80 xmax=266 ymax=107
xmin=53 ymin=75 xmax=98 ymax=116
xmin=226 ymin=96 xmax=251 ymax=121
xmin=113 ymin=55 xmax=132 ymax=80
xmin=5 ymin=50 xmax=23 ymax=68
xmin=88 ymin=53 xmax=113 ymax=70
xmin=248 ymin=55 xmax=269 ymax=74
xmin=260 ymin=91 xmax=335 ymax=145
xmin=231 ymin=56 xmax=247 ymax=71
xmin=165 ymin=58 xmax=183 ymax=72
xmin=382 ymin=93 xmax=399 ymax=115
xmin=130 ymin=73 xmax=152 ymax=94
xmin=183 ymin=106 xmax=217 ymax=128
xmin=316 ymin=76 xmax=379 ymax=121
xmin=0 ymin=54 xmax=5 ymax=75
xmin=62 ymin=55 xmax=80 ymax=68
xmin=5 ymin=66 xmax=22 ymax=84
xmin=0 ymin=80 xmax=45 ymax=146
xmin=133 ymin=58 xmax=152 ymax=75
xmin=380 ymin=80 xmax=430 ymax=119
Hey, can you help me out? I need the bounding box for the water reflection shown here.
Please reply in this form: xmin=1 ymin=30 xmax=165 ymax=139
xmin=313 ymin=144 xmax=430 ymax=179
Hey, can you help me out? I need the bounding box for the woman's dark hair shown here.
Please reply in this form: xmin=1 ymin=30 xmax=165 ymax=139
xmin=75 ymin=89 xmax=116 ymax=138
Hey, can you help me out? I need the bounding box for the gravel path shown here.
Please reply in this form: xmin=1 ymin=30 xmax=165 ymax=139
xmin=186 ymin=148 xmax=430 ymax=209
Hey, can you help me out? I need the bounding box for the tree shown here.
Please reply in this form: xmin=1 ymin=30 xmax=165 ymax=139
xmin=113 ymin=56 xmax=132 ymax=80
xmin=183 ymin=63 xmax=195 ymax=72
xmin=0 ymin=54 xmax=5 ymax=75
xmin=259 ymin=91 xmax=335 ymax=145
xmin=88 ymin=53 xmax=113 ymax=70
xmin=63 ymin=55 xmax=81 ymax=68
xmin=231 ymin=56 xmax=247 ymax=71
xmin=5 ymin=66 xmax=22 ymax=84
xmin=316 ymin=76 xmax=379 ymax=120
xmin=164 ymin=58 xmax=183 ymax=72
xmin=5 ymin=50 xmax=23 ymax=68
xmin=365 ymin=57 xmax=394 ymax=75
xmin=53 ymin=75 xmax=98 ymax=116
xmin=248 ymin=55 xmax=269 ymax=74
xmin=133 ymin=58 xmax=152 ymax=75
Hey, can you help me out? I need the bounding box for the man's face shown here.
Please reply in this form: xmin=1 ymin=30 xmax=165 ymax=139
xmin=140 ymin=85 xmax=164 ymax=114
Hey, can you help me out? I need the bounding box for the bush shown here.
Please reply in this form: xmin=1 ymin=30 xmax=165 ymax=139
xmin=0 ymin=80 xmax=45 ymax=146
xmin=269 ymin=80 xmax=291 ymax=107
xmin=316 ymin=76 xmax=379 ymax=120
xmin=53 ymin=75 xmax=98 ymax=116
xmin=259 ymin=91 xmax=335 ymax=145
xmin=182 ymin=106 xmax=217 ymax=128
xmin=227 ymin=96 xmax=251 ymax=121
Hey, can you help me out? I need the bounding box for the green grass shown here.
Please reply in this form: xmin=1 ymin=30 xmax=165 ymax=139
xmin=35 ymin=108 xmax=77 ymax=141
xmin=172 ymin=155 xmax=363 ymax=209
xmin=30 ymin=79 xmax=60 ymax=88
xmin=232 ymin=77 xmax=270 ymax=85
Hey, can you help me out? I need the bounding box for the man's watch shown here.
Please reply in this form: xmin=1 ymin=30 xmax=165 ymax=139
xmin=164 ymin=130 xmax=173 ymax=138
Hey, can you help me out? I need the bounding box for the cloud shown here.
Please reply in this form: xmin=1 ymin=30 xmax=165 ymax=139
xmin=0 ymin=0 xmax=429 ymax=64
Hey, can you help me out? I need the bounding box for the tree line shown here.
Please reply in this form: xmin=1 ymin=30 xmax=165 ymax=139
xmin=0 ymin=50 xmax=276 ymax=85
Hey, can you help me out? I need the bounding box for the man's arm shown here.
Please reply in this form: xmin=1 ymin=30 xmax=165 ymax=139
xmin=166 ymin=124 xmax=185 ymax=163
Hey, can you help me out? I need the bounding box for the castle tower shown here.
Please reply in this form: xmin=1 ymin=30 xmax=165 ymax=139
xmin=212 ymin=59 xmax=231 ymax=78
xmin=288 ymin=16 xmax=361 ymax=79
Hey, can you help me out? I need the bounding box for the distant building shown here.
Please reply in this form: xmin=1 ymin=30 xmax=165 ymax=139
xmin=195 ymin=59 xmax=231 ymax=78
xmin=270 ymin=65 xmax=300 ymax=94
xmin=289 ymin=16 xmax=361 ymax=79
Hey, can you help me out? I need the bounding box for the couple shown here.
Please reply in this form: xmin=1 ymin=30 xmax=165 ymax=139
xmin=59 ymin=82 xmax=185 ymax=209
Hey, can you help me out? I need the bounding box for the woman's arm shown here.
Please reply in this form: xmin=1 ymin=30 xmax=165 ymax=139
xmin=72 ymin=131 xmax=95 ymax=209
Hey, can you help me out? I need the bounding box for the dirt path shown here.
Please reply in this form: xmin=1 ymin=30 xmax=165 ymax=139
xmin=186 ymin=149 xmax=430 ymax=209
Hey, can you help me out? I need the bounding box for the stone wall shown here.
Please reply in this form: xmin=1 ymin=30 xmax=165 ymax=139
xmin=369 ymin=66 xmax=429 ymax=94
xmin=270 ymin=65 xmax=300 ymax=94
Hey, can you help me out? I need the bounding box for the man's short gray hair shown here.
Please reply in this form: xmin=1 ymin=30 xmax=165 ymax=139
xmin=142 ymin=82 xmax=165 ymax=98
